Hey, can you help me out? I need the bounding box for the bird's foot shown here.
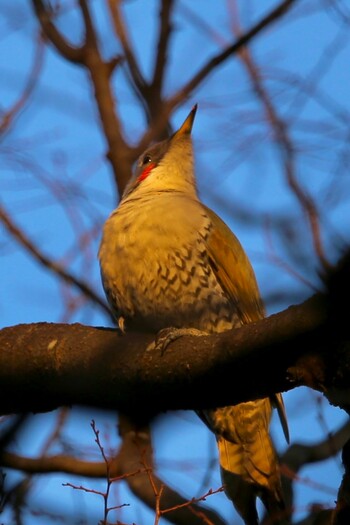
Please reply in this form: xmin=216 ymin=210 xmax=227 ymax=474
xmin=117 ymin=316 xmax=126 ymax=334
xmin=146 ymin=327 xmax=206 ymax=354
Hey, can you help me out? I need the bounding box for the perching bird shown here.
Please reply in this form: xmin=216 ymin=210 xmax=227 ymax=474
xmin=98 ymin=105 xmax=289 ymax=525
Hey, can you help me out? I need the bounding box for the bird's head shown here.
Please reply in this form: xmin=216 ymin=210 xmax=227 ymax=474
xmin=122 ymin=105 xmax=198 ymax=201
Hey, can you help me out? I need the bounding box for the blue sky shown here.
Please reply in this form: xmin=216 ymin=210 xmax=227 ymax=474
xmin=1 ymin=1 xmax=350 ymax=523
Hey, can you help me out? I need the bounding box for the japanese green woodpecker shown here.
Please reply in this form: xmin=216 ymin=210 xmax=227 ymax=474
xmin=99 ymin=106 xmax=288 ymax=525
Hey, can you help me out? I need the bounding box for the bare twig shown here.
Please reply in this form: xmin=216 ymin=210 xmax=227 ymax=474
xmin=230 ymin=0 xmax=330 ymax=271
xmin=161 ymin=487 xmax=225 ymax=516
xmin=0 ymin=204 xmax=112 ymax=319
xmin=0 ymin=429 xmax=226 ymax=525
xmin=269 ymin=420 xmax=350 ymax=524
xmin=133 ymin=0 xmax=299 ymax=158
xmin=263 ymin=216 xmax=320 ymax=292
xmin=151 ymin=0 xmax=175 ymax=100
xmin=141 ymin=447 xmax=224 ymax=524
xmin=88 ymin=420 xmax=132 ymax=523
xmin=169 ymin=0 xmax=299 ymax=108
xmin=116 ymin=414 xmax=227 ymax=525
xmin=0 ymin=34 xmax=44 ymax=137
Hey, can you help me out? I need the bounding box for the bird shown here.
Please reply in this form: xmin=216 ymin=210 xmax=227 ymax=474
xmin=98 ymin=105 xmax=289 ymax=525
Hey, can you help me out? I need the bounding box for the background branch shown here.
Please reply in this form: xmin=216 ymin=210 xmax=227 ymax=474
xmin=169 ymin=0 xmax=299 ymax=108
xmin=2 ymin=2 xmax=349 ymax=523
xmin=32 ymin=0 xmax=85 ymax=63
xmin=230 ymin=5 xmax=330 ymax=271
xmin=0 ymin=204 xmax=112 ymax=319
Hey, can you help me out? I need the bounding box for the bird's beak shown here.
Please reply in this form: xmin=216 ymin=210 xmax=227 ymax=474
xmin=173 ymin=104 xmax=198 ymax=138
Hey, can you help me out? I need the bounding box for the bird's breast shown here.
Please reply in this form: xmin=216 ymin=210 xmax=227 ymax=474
xmin=99 ymin=193 xmax=238 ymax=332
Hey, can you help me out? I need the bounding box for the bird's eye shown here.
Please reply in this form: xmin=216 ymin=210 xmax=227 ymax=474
xmin=142 ymin=155 xmax=152 ymax=166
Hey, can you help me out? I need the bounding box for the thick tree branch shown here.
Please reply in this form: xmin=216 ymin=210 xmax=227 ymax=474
xmin=1 ymin=275 xmax=349 ymax=417
xmin=107 ymin=0 xmax=146 ymax=93
xmin=1 ymin=246 xmax=349 ymax=431
xmin=77 ymin=0 xmax=132 ymax=195
xmin=151 ymin=0 xmax=174 ymax=100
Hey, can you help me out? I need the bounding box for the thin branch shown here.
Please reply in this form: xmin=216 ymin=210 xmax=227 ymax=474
xmin=270 ymin=420 xmax=350 ymax=524
xmin=31 ymin=0 xmax=84 ymax=63
xmin=0 ymin=451 xmax=108 ymax=477
xmin=116 ymin=414 xmax=226 ymax=525
xmin=0 ymin=416 xmax=28 ymax=451
xmin=263 ymin=215 xmax=320 ymax=293
xmin=230 ymin=2 xmax=330 ymax=271
xmin=107 ymin=0 xmax=146 ymax=92
xmin=32 ymin=0 xmax=132 ymax=195
xmin=1 ymin=428 xmax=226 ymax=525
xmin=0 ymin=204 xmax=112 ymax=319
xmin=108 ymin=0 xmax=174 ymax=145
xmin=77 ymin=0 xmax=133 ymax=195
xmin=78 ymin=0 xmax=97 ymax=49
xmin=161 ymin=487 xmax=225 ymax=516
xmin=169 ymin=0 xmax=299 ymax=107
xmin=134 ymin=0 xmax=299 ymax=157
xmin=283 ymin=420 xmax=350 ymax=471
xmin=151 ymin=0 xmax=174 ymax=97
xmin=0 ymin=34 xmax=44 ymax=137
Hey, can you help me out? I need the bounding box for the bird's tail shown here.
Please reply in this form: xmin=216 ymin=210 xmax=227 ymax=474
xmin=202 ymin=398 xmax=284 ymax=525
xmin=218 ymin=434 xmax=284 ymax=525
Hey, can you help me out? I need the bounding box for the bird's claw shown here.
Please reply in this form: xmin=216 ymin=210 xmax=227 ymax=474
xmin=146 ymin=327 xmax=178 ymax=354
xmin=146 ymin=327 xmax=206 ymax=355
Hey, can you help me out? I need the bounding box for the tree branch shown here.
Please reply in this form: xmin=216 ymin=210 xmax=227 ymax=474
xmin=107 ymin=0 xmax=146 ymax=93
xmin=0 ymin=33 xmax=44 ymax=137
xmin=333 ymin=438 xmax=350 ymax=525
xmin=0 ymin=419 xmax=226 ymax=525
xmin=31 ymin=0 xmax=85 ymax=63
xmin=169 ymin=0 xmax=299 ymax=107
xmin=271 ymin=420 xmax=350 ymax=524
xmin=77 ymin=0 xmax=133 ymax=195
xmin=0 ymin=204 xmax=112 ymax=320
xmin=230 ymin=5 xmax=330 ymax=271
xmin=116 ymin=415 xmax=226 ymax=525
xmin=133 ymin=0 xmax=300 ymax=157
xmin=151 ymin=0 xmax=174 ymax=99
xmin=1 ymin=265 xmax=349 ymax=417
xmin=32 ymin=0 xmax=133 ymax=196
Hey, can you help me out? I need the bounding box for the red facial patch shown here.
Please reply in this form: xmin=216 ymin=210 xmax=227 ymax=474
xmin=138 ymin=163 xmax=156 ymax=183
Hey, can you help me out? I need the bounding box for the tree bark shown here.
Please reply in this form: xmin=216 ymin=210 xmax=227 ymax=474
xmin=1 ymin=287 xmax=349 ymax=418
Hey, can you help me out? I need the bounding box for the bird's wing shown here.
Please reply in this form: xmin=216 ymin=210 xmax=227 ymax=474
xmin=204 ymin=205 xmax=290 ymax=443
xmin=203 ymin=205 xmax=264 ymax=324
